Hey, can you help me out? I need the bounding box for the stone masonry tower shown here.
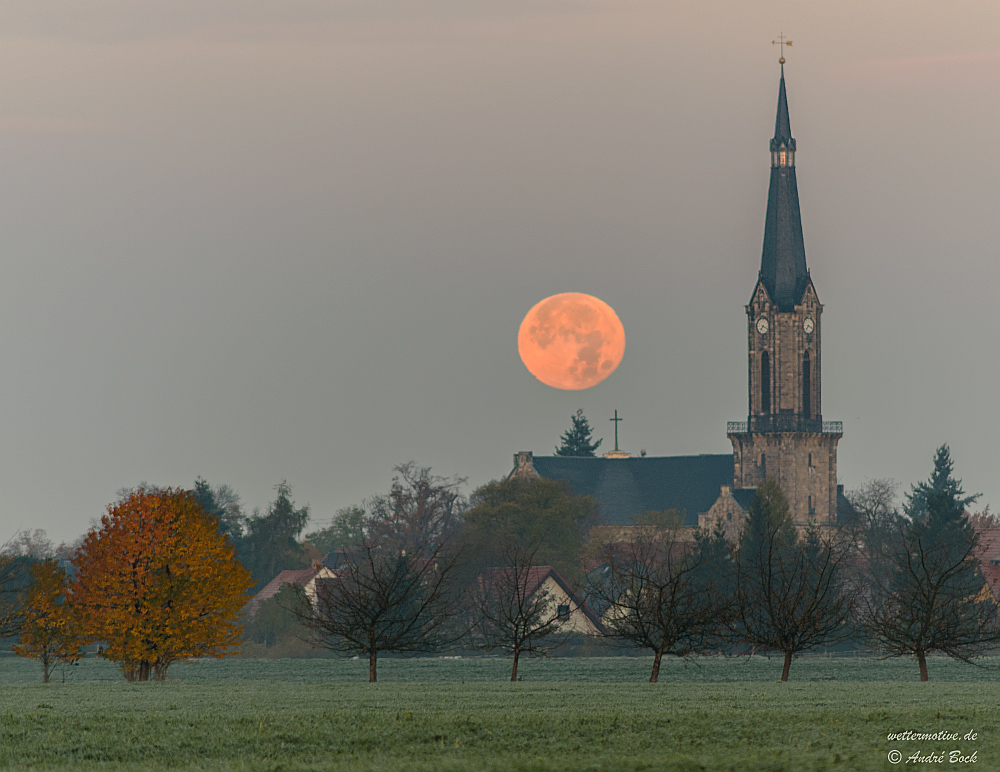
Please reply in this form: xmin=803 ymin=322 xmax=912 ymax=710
xmin=726 ymin=64 xmax=843 ymax=526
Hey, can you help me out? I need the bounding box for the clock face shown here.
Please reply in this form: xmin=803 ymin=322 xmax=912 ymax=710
xmin=756 ymin=317 xmax=769 ymax=334
xmin=803 ymin=318 xmax=814 ymax=334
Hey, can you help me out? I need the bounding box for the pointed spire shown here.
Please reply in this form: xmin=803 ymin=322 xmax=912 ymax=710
xmin=759 ymin=65 xmax=809 ymax=311
xmin=773 ymin=64 xmax=792 ymax=144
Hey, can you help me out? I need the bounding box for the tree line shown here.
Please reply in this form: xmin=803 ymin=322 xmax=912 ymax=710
xmin=2 ymin=445 xmax=999 ymax=684
xmin=293 ymin=445 xmax=1000 ymax=683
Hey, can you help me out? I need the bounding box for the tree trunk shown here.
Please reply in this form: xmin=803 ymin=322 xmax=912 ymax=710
xmin=369 ymin=649 xmax=378 ymax=683
xmin=42 ymin=652 xmax=51 ymax=684
xmin=650 ymin=650 xmax=663 ymax=683
xmin=917 ymin=650 xmax=928 ymax=682
xmin=511 ymin=647 xmax=520 ymax=682
xmin=138 ymin=661 xmax=151 ymax=682
xmin=781 ymin=650 xmax=792 ymax=682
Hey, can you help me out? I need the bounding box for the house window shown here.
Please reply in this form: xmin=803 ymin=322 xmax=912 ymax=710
xmin=779 ymin=151 xmax=787 ymax=165
xmin=557 ymin=605 xmax=570 ymax=618
xmin=808 ymin=495 xmax=814 ymax=514
xmin=808 ymin=453 xmax=813 ymax=467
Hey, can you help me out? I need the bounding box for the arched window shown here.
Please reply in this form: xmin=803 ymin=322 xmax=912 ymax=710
xmin=761 ymin=351 xmax=771 ymax=414
xmin=802 ymin=351 xmax=811 ymax=418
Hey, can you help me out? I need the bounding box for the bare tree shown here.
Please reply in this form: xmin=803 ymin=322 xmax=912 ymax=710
xmin=588 ymin=522 xmax=733 ymax=683
xmin=3 ymin=529 xmax=54 ymax=559
xmin=858 ymin=450 xmax=1000 ymax=681
xmin=366 ymin=462 xmax=466 ymax=551
xmin=968 ymin=506 xmax=1000 ymax=531
xmin=299 ymin=534 xmax=463 ymax=682
xmin=861 ymin=515 xmax=1000 ymax=680
xmin=470 ymin=541 xmax=574 ymax=681
xmin=734 ymin=480 xmax=854 ymax=681
xmin=847 ymin=478 xmax=903 ymax=590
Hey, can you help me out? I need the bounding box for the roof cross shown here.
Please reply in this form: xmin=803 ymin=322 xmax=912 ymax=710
xmin=772 ymin=32 xmax=793 ymax=64
xmin=610 ymin=410 xmax=623 ymax=452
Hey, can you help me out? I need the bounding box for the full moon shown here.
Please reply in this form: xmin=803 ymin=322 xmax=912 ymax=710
xmin=518 ymin=292 xmax=625 ymax=390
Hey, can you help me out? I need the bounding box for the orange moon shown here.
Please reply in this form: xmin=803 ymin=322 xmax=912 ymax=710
xmin=518 ymin=293 xmax=625 ymax=390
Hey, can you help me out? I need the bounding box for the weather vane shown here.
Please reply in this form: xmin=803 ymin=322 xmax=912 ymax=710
xmin=772 ymin=32 xmax=792 ymax=64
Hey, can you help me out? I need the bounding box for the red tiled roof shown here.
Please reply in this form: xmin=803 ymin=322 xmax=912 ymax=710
xmin=975 ymin=528 xmax=1000 ymax=564
xmin=252 ymin=565 xmax=323 ymax=605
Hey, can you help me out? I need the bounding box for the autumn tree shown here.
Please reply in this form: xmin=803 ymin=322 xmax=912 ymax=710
xmin=859 ymin=446 xmax=1000 ymax=680
xmin=69 ymin=487 xmax=253 ymax=682
xmin=469 ymin=540 xmax=573 ymax=681
xmin=555 ymin=409 xmax=602 ymax=457
xmin=13 ymin=560 xmax=83 ymax=683
xmin=589 ymin=520 xmax=733 ymax=682
xmin=733 ymin=480 xmax=854 ymax=681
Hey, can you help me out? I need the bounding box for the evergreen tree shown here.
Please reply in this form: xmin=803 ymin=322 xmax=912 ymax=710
xmin=240 ymin=482 xmax=311 ymax=591
xmin=904 ymin=444 xmax=978 ymax=521
xmin=554 ymin=409 xmax=602 ymax=457
xmin=862 ymin=445 xmax=1000 ymax=680
xmin=192 ymin=478 xmax=245 ymax=540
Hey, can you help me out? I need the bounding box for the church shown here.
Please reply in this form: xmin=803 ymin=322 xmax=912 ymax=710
xmin=510 ymin=64 xmax=856 ymax=534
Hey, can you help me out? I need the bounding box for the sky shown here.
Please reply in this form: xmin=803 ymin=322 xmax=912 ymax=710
xmin=0 ymin=0 xmax=998 ymax=543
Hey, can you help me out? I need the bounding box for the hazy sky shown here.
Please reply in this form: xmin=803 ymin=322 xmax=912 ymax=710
xmin=1 ymin=0 xmax=998 ymax=542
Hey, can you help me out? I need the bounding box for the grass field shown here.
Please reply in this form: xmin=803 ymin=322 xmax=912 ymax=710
xmin=0 ymin=656 xmax=996 ymax=771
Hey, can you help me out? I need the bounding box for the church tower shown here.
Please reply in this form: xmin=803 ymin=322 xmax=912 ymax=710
xmin=726 ymin=64 xmax=843 ymax=525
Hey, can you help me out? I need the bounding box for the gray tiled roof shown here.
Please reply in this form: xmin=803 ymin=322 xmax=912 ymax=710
xmin=529 ymin=454 xmax=733 ymax=526
xmin=731 ymin=487 xmax=756 ymax=511
xmin=837 ymin=490 xmax=860 ymax=525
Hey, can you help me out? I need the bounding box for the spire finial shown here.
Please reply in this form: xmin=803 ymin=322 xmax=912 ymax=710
xmin=772 ymin=32 xmax=792 ymax=65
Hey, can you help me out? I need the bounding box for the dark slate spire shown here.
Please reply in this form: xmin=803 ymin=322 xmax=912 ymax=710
xmin=759 ymin=64 xmax=809 ymax=311
xmin=773 ymin=64 xmax=792 ymax=145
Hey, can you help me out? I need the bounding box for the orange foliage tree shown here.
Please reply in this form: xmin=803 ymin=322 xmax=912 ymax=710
xmin=13 ymin=559 xmax=84 ymax=683
xmin=69 ymin=487 xmax=253 ymax=681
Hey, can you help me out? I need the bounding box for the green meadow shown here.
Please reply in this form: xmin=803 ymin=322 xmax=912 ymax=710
xmin=0 ymin=656 xmax=996 ymax=771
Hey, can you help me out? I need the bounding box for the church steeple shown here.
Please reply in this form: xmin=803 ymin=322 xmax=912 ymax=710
xmin=725 ymin=61 xmax=844 ymax=529
xmin=759 ymin=64 xmax=809 ymax=312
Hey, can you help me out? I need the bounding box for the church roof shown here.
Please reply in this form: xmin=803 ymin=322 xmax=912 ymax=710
xmin=759 ymin=65 xmax=810 ymax=311
xmin=528 ymin=454 xmax=733 ymax=526
xmin=836 ymin=489 xmax=860 ymax=525
xmin=731 ymin=487 xmax=756 ymax=512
